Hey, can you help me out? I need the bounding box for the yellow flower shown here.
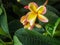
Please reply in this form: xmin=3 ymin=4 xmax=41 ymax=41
xmin=20 ymin=2 xmax=48 ymax=30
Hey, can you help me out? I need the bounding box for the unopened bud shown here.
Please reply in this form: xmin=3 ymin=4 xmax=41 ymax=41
xmin=17 ymin=0 xmax=21 ymax=2
xmin=24 ymin=5 xmax=29 ymax=9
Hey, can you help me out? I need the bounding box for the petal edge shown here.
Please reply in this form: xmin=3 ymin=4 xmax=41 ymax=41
xmin=38 ymin=14 xmax=48 ymax=22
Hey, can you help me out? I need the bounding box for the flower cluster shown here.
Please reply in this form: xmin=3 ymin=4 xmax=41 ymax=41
xmin=20 ymin=1 xmax=48 ymax=30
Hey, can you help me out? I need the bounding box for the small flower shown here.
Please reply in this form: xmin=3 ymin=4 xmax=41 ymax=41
xmin=20 ymin=0 xmax=48 ymax=30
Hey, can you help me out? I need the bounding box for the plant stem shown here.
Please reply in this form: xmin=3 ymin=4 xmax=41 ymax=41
xmin=44 ymin=0 xmax=48 ymax=6
xmin=52 ymin=18 xmax=60 ymax=37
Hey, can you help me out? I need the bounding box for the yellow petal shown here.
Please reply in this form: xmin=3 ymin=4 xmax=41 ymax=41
xmin=37 ymin=5 xmax=46 ymax=14
xmin=38 ymin=14 xmax=48 ymax=22
xmin=24 ymin=23 xmax=34 ymax=30
xmin=20 ymin=15 xmax=27 ymax=25
xmin=35 ymin=23 xmax=42 ymax=28
xmin=24 ymin=23 xmax=30 ymax=29
xmin=27 ymin=12 xmax=37 ymax=26
xmin=28 ymin=2 xmax=38 ymax=13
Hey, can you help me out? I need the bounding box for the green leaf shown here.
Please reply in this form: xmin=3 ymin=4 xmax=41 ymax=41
xmin=47 ymin=5 xmax=60 ymax=16
xmin=0 ymin=12 xmax=9 ymax=34
xmin=0 ymin=39 xmax=5 ymax=45
xmin=0 ymin=27 xmax=6 ymax=36
xmin=45 ymin=18 xmax=60 ymax=37
xmin=8 ymin=19 xmax=23 ymax=36
xmin=52 ymin=18 xmax=60 ymax=36
xmin=34 ymin=28 xmax=45 ymax=33
xmin=8 ymin=19 xmax=45 ymax=36
xmin=56 ymin=22 xmax=60 ymax=31
xmin=54 ymin=31 xmax=60 ymax=37
xmin=45 ymin=24 xmax=54 ymax=36
xmin=45 ymin=10 xmax=58 ymax=24
xmin=14 ymin=36 xmax=23 ymax=45
xmin=0 ymin=4 xmax=11 ymax=39
xmin=38 ymin=5 xmax=59 ymax=37
xmin=0 ymin=7 xmax=2 ymax=15
xmin=15 ymin=28 xmax=60 ymax=45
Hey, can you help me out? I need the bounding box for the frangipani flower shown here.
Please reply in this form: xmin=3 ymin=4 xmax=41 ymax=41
xmin=20 ymin=0 xmax=48 ymax=30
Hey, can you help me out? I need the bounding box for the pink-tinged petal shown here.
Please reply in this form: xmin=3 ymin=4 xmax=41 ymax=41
xmin=42 ymin=6 xmax=47 ymax=15
xmin=38 ymin=14 xmax=48 ymax=22
xmin=24 ymin=23 xmax=30 ymax=29
xmin=28 ymin=25 xmax=34 ymax=30
xmin=24 ymin=5 xmax=29 ymax=9
xmin=24 ymin=23 xmax=34 ymax=30
xmin=20 ymin=15 xmax=27 ymax=25
xmin=27 ymin=12 xmax=37 ymax=26
xmin=37 ymin=5 xmax=47 ymax=14
xmin=28 ymin=2 xmax=38 ymax=13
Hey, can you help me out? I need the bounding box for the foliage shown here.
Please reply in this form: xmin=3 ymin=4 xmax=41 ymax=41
xmin=0 ymin=0 xmax=60 ymax=45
